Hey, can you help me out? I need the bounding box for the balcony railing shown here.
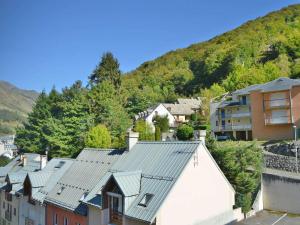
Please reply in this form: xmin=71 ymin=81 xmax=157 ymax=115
xmin=5 ymin=210 xmax=12 ymax=221
xmin=264 ymin=98 xmax=290 ymax=109
xmin=218 ymin=124 xmax=252 ymax=131
xmin=265 ymin=116 xmax=291 ymax=125
xmin=230 ymin=112 xmax=251 ymax=118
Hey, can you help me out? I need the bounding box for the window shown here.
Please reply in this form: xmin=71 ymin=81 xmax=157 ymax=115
xmin=53 ymin=213 xmax=58 ymax=225
xmin=216 ymin=121 xmax=218 ymax=126
xmin=13 ymin=208 xmax=16 ymax=216
xmin=138 ymin=193 xmax=153 ymax=207
xmin=228 ymin=120 xmax=231 ymax=123
xmin=63 ymin=217 xmax=68 ymax=225
xmin=2 ymin=202 xmax=4 ymax=209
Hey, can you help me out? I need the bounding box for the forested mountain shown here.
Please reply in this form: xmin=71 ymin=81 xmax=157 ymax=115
xmin=122 ymin=4 xmax=300 ymax=114
xmin=15 ymin=4 xmax=300 ymax=157
xmin=0 ymin=81 xmax=39 ymax=135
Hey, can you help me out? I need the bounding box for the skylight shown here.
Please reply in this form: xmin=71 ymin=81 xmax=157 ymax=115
xmin=138 ymin=193 xmax=153 ymax=207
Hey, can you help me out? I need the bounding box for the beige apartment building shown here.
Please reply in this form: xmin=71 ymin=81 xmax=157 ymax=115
xmin=210 ymin=77 xmax=300 ymax=141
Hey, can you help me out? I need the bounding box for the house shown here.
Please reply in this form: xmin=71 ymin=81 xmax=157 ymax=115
xmin=164 ymin=97 xmax=202 ymax=123
xmin=134 ymin=104 xmax=176 ymax=132
xmin=210 ymin=77 xmax=300 ymax=140
xmin=82 ymin=132 xmax=238 ymax=225
xmin=0 ymin=153 xmax=47 ymax=225
xmin=44 ymin=149 xmax=126 ymax=225
xmin=134 ymin=98 xmax=202 ymax=132
xmin=20 ymin=158 xmax=73 ymax=225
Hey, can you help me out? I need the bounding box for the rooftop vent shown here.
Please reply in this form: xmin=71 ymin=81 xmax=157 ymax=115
xmin=57 ymin=186 xmax=65 ymax=195
xmin=55 ymin=161 xmax=65 ymax=168
xmin=138 ymin=193 xmax=153 ymax=207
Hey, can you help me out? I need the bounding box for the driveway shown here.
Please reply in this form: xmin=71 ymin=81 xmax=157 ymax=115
xmin=236 ymin=210 xmax=300 ymax=225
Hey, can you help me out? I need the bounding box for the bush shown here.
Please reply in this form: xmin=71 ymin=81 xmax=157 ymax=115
xmin=85 ymin=124 xmax=111 ymax=148
xmin=134 ymin=120 xmax=154 ymax=141
xmin=176 ymin=124 xmax=194 ymax=140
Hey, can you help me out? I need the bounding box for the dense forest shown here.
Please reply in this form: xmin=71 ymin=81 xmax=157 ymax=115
xmin=15 ymin=4 xmax=300 ymax=157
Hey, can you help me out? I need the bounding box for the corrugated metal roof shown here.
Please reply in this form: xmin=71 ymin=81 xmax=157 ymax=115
xmin=104 ymin=142 xmax=201 ymax=222
xmin=113 ymin=171 xmax=141 ymax=197
xmin=233 ymin=77 xmax=300 ymax=95
xmin=44 ymin=149 xmax=125 ymax=215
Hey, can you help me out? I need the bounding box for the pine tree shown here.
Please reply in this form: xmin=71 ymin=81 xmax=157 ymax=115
xmin=89 ymin=52 xmax=121 ymax=88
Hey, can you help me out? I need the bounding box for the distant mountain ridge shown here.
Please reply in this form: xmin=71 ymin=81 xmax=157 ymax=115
xmin=0 ymin=81 xmax=39 ymax=135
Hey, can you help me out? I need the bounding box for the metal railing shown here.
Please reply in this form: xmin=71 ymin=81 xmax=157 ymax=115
xmin=265 ymin=115 xmax=291 ymax=125
xmin=218 ymin=124 xmax=252 ymax=131
xmin=264 ymin=98 xmax=290 ymax=109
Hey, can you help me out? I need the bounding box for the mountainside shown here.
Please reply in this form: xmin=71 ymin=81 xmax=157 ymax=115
xmin=122 ymin=4 xmax=300 ymax=113
xmin=0 ymin=81 xmax=39 ymax=135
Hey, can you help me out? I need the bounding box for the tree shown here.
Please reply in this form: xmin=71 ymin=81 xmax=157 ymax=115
xmin=153 ymin=115 xmax=169 ymax=132
xmin=155 ymin=126 xmax=161 ymax=141
xmin=88 ymin=81 xmax=131 ymax=147
xmin=176 ymin=124 xmax=194 ymax=140
xmin=15 ymin=91 xmax=50 ymax=154
xmin=134 ymin=120 xmax=154 ymax=141
xmin=89 ymin=52 xmax=121 ymax=88
xmin=85 ymin=124 xmax=111 ymax=148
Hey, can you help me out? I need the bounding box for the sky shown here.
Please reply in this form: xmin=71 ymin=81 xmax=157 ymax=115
xmin=0 ymin=0 xmax=299 ymax=92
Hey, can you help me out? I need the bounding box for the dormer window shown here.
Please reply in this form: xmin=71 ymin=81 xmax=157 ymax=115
xmin=138 ymin=193 xmax=153 ymax=207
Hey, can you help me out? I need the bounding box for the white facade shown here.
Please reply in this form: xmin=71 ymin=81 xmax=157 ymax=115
xmin=144 ymin=104 xmax=175 ymax=132
xmin=19 ymin=196 xmax=46 ymax=225
xmin=0 ymin=191 xmax=20 ymax=225
xmin=154 ymin=144 xmax=236 ymax=225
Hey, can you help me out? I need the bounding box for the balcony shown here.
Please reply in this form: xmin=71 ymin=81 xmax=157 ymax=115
xmin=230 ymin=111 xmax=251 ymax=118
xmin=265 ymin=116 xmax=291 ymax=125
xmin=5 ymin=210 xmax=12 ymax=221
xmin=218 ymin=124 xmax=252 ymax=131
xmin=264 ymin=98 xmax=290 ymax=110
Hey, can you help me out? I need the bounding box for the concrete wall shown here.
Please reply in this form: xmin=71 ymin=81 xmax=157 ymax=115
xmin=250 ymin=91 xmax=294 ymax=140
xmin=155 ymin=144 xmax=236 ymax=225
xmin=19 ymin=196 xmax=45 ymax=225
xmin=46 ymin=203 xmax=87 ymax=225
xmin=262 ymin=172 xmax=300 ymax=214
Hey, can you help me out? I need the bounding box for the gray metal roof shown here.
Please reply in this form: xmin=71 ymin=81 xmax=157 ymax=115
xmin=27 ymin=158 xmax=74 ymax=203
xmin=44 ymin=149 xmax=125 ymax=215
xmin=113 ymin=171 xmax=142 ymax=197
xmin=85 ymin=142 xmax=201 ymax=222
xmin=233 ymin=77 xmax=300 ymax=95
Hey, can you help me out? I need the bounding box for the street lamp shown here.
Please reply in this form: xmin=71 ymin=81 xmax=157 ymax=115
xmin=293 ymin=125 xmax=298 ymax=173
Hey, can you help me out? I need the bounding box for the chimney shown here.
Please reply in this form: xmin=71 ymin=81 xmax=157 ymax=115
xmin=126 ymin=130 xmax=139 ymax=151
xmin=40 ymin=155 xmax=47 ymax=170
xmin=23 ymin=155 xmax=28 ymax=166
xmin=199 ymin=130 xmax=207 ymax=145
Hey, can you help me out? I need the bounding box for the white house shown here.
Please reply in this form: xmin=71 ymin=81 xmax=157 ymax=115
xmin=82 ymin=132 xmax=241 ymax=225
xmin=135 ymin=104 xmax=176 ymax=132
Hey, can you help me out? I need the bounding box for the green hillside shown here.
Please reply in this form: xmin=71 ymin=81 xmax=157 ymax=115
xmin=122 ymin=4 xmax=300 ymax=115
xmin=0 ymin=81 xmax=39 ymax=135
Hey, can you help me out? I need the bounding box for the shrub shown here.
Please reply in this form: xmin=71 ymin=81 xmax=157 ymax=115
xmin=155 ymin=126 xmax=161 ymax=141
xmin=176 ymin=124 xmax=194 ymax=140
xmin=134 ymin=120 xmax=154 ymax=141
xmin=85 ymin=124 xmax=111 ymax=148
xmin=153 ymin=115 xmax=169 ymax=132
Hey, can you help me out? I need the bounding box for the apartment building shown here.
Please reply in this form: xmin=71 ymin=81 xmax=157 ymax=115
xmin=210 ymin=77 xmax=300 ymax=141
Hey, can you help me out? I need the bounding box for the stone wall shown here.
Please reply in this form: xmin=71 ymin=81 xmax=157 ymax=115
xmin=264 ymin=151 xmax=300 ymax=172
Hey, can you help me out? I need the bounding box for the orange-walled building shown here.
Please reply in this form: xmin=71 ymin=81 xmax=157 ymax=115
xmin=211 ymin=77 xmax=300 ymax=141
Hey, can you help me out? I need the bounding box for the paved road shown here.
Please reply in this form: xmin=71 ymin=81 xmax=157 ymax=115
xmin=236 ymin=210 xmax=300 ymax=225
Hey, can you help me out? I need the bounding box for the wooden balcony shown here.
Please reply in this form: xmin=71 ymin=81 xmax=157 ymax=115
xmin=110 ymin=210 xmax=123 ymax=225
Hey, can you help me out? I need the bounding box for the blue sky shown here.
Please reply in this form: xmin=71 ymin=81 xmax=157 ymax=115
xmin=0 ymin=0 xmax=299 ymax=92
